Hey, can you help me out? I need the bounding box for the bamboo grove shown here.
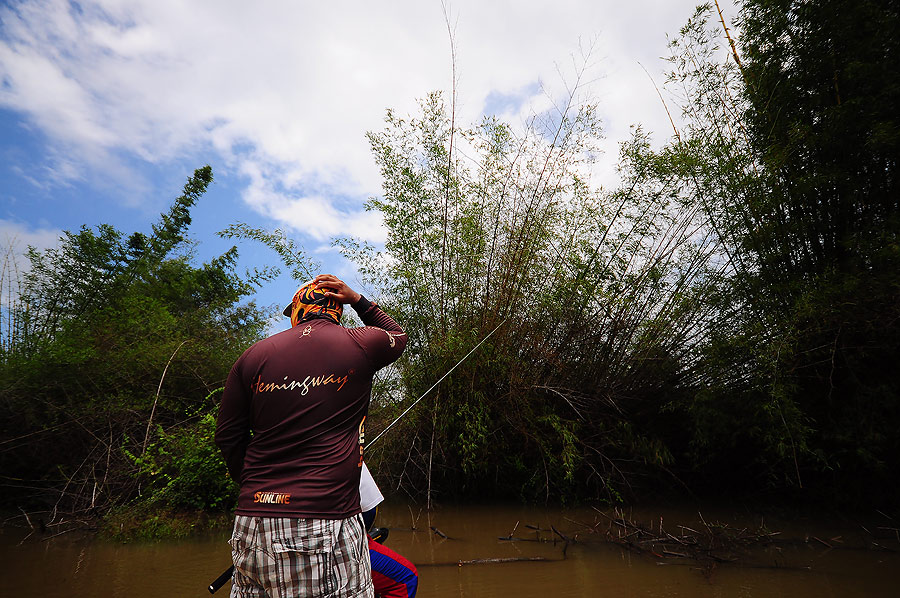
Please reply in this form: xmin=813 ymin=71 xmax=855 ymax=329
xmin=0 ymin=0 xmax=897 ymax=531
xmin=353 ymin=0 xmax=899 ymax=506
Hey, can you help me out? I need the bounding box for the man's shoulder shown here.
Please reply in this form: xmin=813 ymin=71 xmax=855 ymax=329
xmin=264 ymin=327 xmax=300 ymax=343
xmin=246 ymin=321 xmax=352 ymax=352
xmin=238 ymin=328 xmax=295 ymax=359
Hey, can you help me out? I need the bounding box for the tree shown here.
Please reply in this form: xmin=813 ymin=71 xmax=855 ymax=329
xmin=0 ymin=167 xmax=269 ymax=518
xmin=634 ymin=0 xmax=900 ymax=500
xmin=734 ymin=0 xmax=900 ymax=496
xmin=347 ymin=66 xmax=730 ymax=503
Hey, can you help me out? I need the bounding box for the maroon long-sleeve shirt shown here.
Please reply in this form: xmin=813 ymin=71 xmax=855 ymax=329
xmin=215 ymin=297 xmax=406 ymax=519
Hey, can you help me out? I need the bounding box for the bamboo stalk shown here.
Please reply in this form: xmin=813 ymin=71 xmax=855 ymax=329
xmin=141 ymin=340 xmax=188 ymax=456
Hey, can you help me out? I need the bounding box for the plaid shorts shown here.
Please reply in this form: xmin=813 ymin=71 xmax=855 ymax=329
xmin=228 ymin=515 xmax=374 ymax=598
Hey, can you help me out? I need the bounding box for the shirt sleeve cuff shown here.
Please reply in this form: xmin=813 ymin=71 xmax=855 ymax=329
xmin=351 ymin=295 xmax=375 ymax=314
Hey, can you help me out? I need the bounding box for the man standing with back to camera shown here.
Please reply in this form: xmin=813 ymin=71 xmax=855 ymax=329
xmin=216 ymin=273 xmax=407 ymax=598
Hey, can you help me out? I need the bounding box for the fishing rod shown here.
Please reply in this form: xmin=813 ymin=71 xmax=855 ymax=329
xmin=209 ymin=567 xmax=234 ymax=594
xmin=207 ymin=318 xmax=506 ymax=594
xmin=367 ymin=317 xmax=507 ymax=448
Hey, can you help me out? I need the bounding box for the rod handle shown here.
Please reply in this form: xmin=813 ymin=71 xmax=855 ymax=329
xmin=208 ymin=565 xmax=235 ymax=594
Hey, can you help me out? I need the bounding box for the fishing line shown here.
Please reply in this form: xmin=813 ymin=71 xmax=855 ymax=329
xmin=367 ymin=318 xmax=507 ymax=448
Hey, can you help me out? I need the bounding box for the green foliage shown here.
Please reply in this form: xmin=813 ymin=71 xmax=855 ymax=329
xmin=350 ymin=72 xmax=727 ymax=504
xmin=218 ymin=222 xmax=317 ymax=283
xmin=624 ymin=0 xmax=900 ymax=502
xmin=126 ymin=406 xmax=237 ymax=512
xmin=734 ymin=0 xmax=900 ymax=493
xmin=4 ymin=0 xmax=896 ymax=517
xmin=358 ymin=0 xmax=899 ymax=507
xmin=0 ymin=167 xmax=269 ymax=517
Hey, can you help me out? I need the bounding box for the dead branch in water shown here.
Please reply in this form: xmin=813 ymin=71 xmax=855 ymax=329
xmin=495 ymin=506 xmax=899 ymax=573
xmin=585 ymin=507 xmax=779 ymax=563
xmin=418 ymin=556 xmax=555 ymax=568
xmin=458 ymin=556 xmax=550 ymax=566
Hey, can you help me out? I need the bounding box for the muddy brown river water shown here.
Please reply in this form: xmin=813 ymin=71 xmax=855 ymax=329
xmin=2 ymin=502 xmax=897 ymax=597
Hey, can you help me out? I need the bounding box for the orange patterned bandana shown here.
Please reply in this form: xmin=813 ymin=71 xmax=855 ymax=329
xmin=283 ymin=281 xmax=343 ymax=326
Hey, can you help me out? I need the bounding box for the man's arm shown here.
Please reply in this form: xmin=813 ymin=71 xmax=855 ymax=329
xmin=215 ymin=359 xmax=252 ymax=483
xmin=314 ymin=274 xmax=407 ymax=369
xmin=369 ymin=537 xmax=419 ymax=598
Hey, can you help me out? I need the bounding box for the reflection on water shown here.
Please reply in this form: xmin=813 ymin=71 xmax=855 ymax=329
xmin=2 ymin=503 xmax=897 ymax=597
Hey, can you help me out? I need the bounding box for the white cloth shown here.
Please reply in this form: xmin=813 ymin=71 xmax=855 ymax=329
xmin=359 ymin=462 xmax=385 ymax=512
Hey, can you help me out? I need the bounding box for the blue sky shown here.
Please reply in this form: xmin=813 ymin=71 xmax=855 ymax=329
xmin=0 ymin=0 xmax=738 ymax=333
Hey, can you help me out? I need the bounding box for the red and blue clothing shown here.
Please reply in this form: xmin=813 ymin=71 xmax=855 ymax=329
xmin=369 ymin=536 xmax=418 ymax=598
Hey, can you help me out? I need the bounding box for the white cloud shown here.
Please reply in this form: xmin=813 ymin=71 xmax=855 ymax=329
xmin=0 ymin=219 xmax=61 ymax=253
xmin=0 ymin=0 xmax=740 ymax=244
xmin=239 ymin=156 xmax=386 ymax=242
xmin=0 ymin=219 xmax=62 ymax=306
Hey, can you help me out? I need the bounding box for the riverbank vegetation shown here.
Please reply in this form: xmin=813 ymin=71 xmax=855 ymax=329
xmin=352 ymin=0 xmax=900 ymax=509
xmin=0 ymin=167 xmax=265 ymax=534
xmin=1 ymin=0 xmax=897 ymax=536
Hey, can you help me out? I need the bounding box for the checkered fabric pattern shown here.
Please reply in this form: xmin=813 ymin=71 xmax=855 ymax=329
xmin=229 ymin=515 xmax=374 ymax=598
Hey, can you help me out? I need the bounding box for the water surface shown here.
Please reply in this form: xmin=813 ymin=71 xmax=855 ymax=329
xmin=2 ymin=503 xmax=897 ymax=597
